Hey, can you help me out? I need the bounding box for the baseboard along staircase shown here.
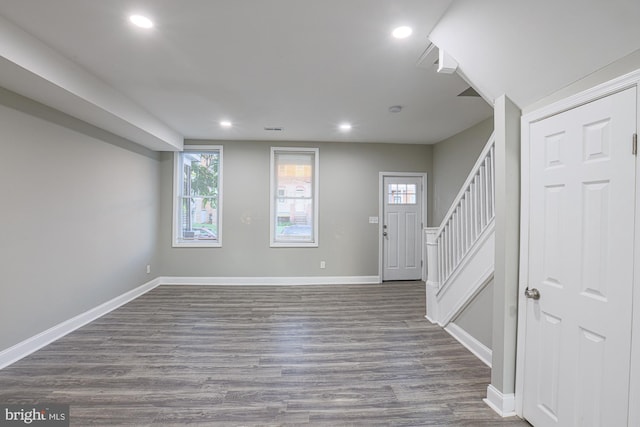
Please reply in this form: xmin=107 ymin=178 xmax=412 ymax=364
xmin=425 ymin=133 xmax=495 ymax=327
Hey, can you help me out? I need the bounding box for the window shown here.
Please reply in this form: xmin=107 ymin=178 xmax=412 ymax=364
xmin=173 ymin=146 xmax=222 ymax=247
xmin=387 ymin=183 xmax=417 ymax=204
xmin=270 ymin=147 xmax=319 ymax=247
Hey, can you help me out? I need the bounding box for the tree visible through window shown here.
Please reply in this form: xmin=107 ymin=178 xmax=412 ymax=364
xmin=173 ymin=146 xmax=222 ymax=247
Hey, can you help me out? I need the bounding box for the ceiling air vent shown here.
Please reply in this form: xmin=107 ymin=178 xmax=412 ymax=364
xmin=458 ymin=87 xmax=482 ymax=97
xmin=264 ymin=127 xmax=284 ymax=131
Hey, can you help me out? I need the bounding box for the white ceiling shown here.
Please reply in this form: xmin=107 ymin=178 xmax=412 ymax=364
xmin=0 ymin=0 xmax=494 ymax=149
xmin=0 ymin=1 xmax=637 ymax=151
xmin=429 ymin=0 xmax=640 ymax=109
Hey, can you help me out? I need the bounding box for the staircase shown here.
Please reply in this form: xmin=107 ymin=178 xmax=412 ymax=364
xmin=425 ymin=133 xmax=495 ymax=327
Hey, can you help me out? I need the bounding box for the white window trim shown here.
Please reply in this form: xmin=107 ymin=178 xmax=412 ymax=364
xmin=270 ymin=147 xmax=319 ymax=248
xmin=172 ymin=145 xmax=223 ymax=248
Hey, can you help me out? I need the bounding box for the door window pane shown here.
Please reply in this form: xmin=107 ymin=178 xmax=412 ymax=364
xmin=388 ymin=183 xmax=416 ymax=204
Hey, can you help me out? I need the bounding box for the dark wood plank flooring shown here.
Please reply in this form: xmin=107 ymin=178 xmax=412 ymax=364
xmin=0 ymin=282 xmax=529 ymax=426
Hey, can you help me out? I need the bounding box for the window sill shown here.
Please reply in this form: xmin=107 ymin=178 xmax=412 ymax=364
xmin=270 ymin=242 xmax=318 ymax=248
xmin=172 ymin=242 xmax=222 ymax=248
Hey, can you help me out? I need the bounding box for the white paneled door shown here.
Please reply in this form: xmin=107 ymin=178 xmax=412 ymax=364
xmin=523 ymin=87 xmax=637 ymax=426
xmin=383 ymin=176 xmax=422 ymax=281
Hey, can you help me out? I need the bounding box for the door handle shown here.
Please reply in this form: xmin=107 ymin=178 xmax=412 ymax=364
xmin=524 ymin=287 xmax=540 ymax=300
xmin=383 ymin=231 xmax=388 ymax=237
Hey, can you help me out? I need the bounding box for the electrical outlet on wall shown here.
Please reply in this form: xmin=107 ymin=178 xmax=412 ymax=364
xmin=146 ymin=265 xmax=151 ymax=274
xmin=320 ymin=261 xmax=326 ymax=269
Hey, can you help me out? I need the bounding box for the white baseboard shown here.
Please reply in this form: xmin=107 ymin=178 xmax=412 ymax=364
xmin=484 ymin=384 xmax=516 ymax=417
xmin=0 ymin=275 xmax=384 ymax=370
xmin=425 ymin=314 xmax=437 ymax=324
xmin=0 ymin=277 xmax=161 ymax=370
xmin=0 ymin=276 xmax=378 ymax=368
xmin=159 ymin=275 xmax=381 ymax=286
xmin=445 ymin=322 xmax=492 ymax=367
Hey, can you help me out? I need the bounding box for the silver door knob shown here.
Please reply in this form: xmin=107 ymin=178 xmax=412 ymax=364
xmin=383 ymin=231 xmax=388 ymax=237
xmin=524 ymin=287 xmax=540 ymax=300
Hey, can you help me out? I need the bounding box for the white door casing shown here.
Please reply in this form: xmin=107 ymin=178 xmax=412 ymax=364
xmin=521 ymin=87 xmax=636 ymax=426
xmin=382 ymin=175 xmax=423 ymax=281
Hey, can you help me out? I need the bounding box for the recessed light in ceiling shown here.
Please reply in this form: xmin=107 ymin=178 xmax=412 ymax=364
xmin=392 ymin=26 xmax=412 ymax=39
xmin=388 ymin=105 xmax=403 ymax=113
xmin=339 ymin=123 xmax=352 ymax=132
xmin=129 ymin=14 xmax=153 ymax=29
xmin=220 ymin=120 xmax=232 ymax=128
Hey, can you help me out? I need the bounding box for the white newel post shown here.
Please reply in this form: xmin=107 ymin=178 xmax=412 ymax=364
xmin=425 ymin=227 xmax=439 ymax=324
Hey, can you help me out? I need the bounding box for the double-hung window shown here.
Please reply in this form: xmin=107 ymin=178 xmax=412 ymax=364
xmin=270 ymin=147 xmax=319 ymax=247
xmin=173 ymin=146 xmax=222 ymax=247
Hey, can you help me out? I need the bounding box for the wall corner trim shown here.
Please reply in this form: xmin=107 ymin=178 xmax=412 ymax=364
xmin=484 ymin=384 xmax=517 ymax=418
xmin=0 ymin=277 xmax=162 ymax=370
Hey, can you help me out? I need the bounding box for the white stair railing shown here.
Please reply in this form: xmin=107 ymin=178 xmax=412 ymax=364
xmin=426 ymin=133 xmax=495 ymax=307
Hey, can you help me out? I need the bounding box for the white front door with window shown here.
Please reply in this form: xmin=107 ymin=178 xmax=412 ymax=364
xmin=383 ymin=176 xmax=423 ymax=281
xmin=521 ymin=87 xmax=636 ymax=426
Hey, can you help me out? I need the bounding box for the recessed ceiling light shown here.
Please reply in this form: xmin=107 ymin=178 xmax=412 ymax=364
xmin=339 ymin=123 xmax=352 ymax=132
xmin=129 ymin=14 xmax=153 ymax=29
xmin=220 ymin=120 xmax=232 ymax=128
xmin=392 ymin=26 xmax=412 ymax=39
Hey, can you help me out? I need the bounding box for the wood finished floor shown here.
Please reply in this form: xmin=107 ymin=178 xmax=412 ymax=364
xmin=0 ymin=282 xmax=529 ymax=426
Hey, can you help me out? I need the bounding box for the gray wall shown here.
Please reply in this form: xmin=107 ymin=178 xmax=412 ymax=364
xmin=491 ymin=95 xmax=521 ymax=395
xmin=0 ymin=89 xmax=161 ymax=352
xmin=524 ymin=47 xmax=640 ymax=114
xmin=158 ymin=140 xmax=433 ymax=277
xmin=431 ymin=118 xmax=494 ymax=226
xmin=453 ymin=279 xmax=494 ymax=349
